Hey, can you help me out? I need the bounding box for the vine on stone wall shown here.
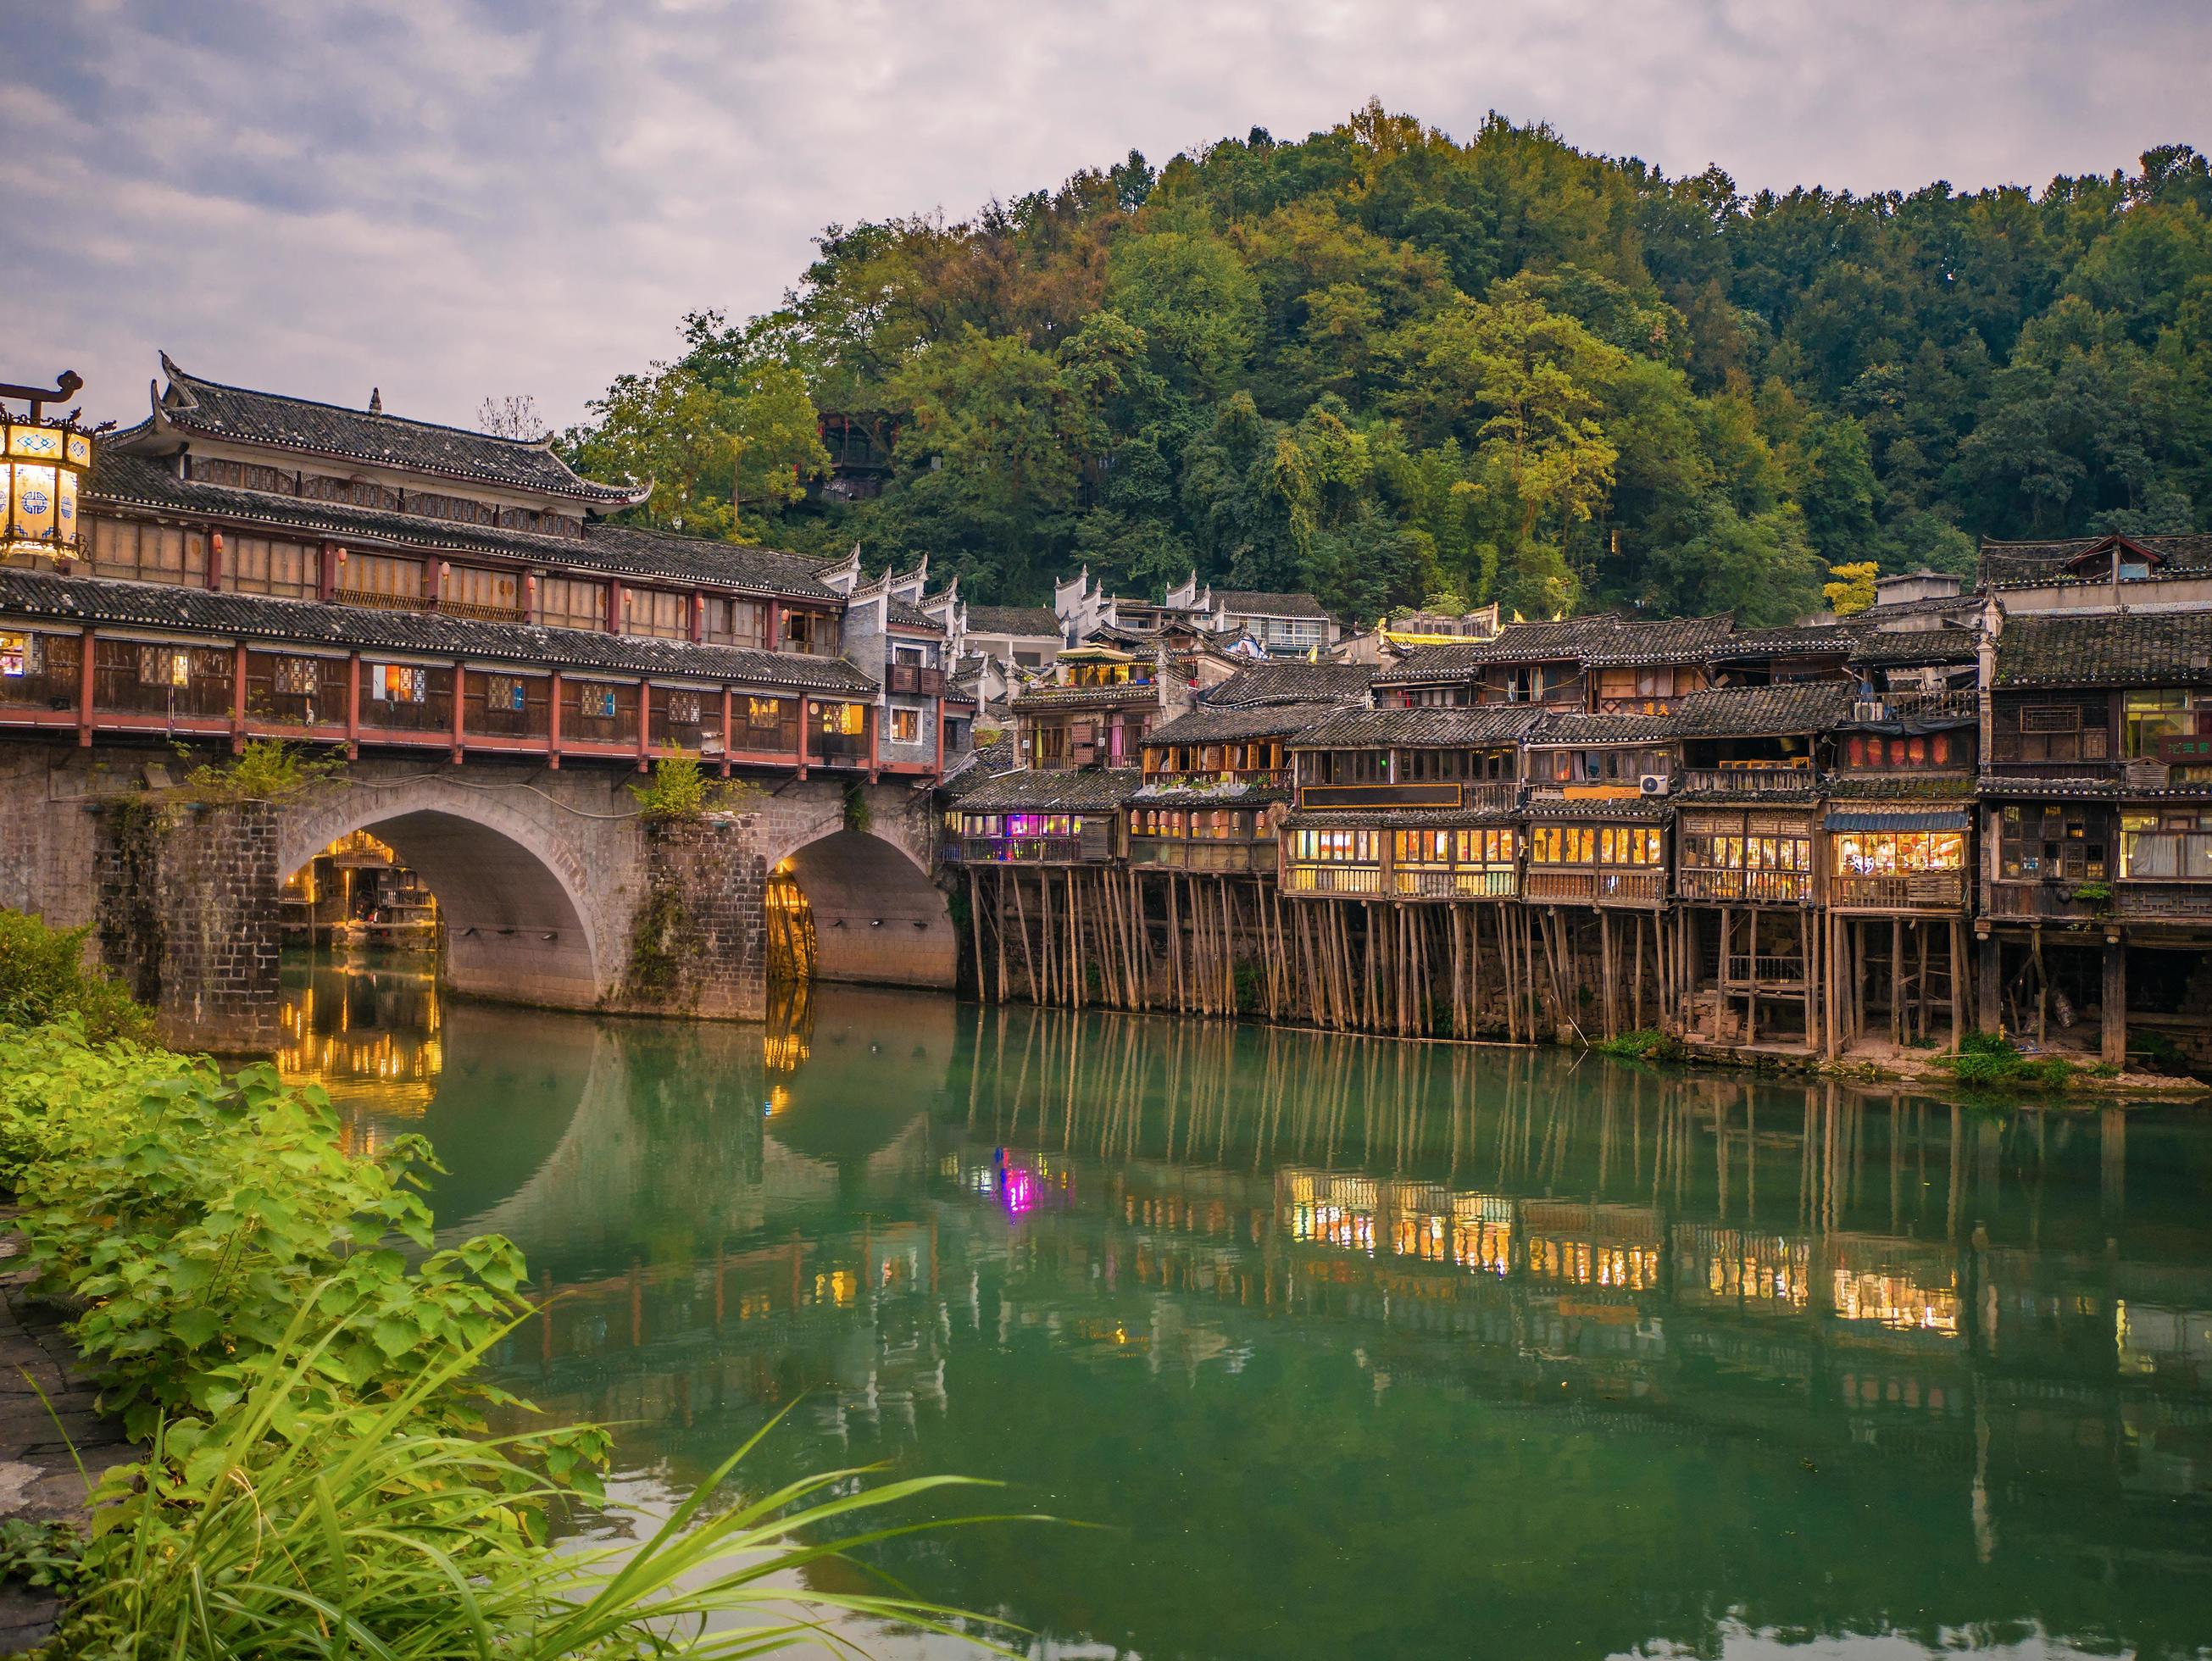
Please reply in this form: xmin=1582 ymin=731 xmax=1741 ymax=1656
xmin=97 ymin=798 xmax=172 ymax=1008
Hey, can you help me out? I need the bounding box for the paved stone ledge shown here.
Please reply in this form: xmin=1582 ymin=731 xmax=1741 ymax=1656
xmin=0 ymin=1214 xmax=136 ymax=1653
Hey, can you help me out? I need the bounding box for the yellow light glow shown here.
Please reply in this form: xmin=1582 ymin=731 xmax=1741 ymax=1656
xmin=1 ymin=417 xmax=92 ymax=558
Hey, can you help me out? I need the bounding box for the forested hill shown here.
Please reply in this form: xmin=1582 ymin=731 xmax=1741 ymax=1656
xmin=559 ymin=103 xmax=2212 ymax=627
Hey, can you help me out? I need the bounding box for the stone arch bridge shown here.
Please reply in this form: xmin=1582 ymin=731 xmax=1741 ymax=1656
xmin=0 ymin=741 xmax=956 ymax=1052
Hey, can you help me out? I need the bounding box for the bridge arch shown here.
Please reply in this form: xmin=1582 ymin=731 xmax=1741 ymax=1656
xmin=770 ymin=827 xmax=955 ymax=992
xmin=281 ymin=781 xmax=609 ymax=1010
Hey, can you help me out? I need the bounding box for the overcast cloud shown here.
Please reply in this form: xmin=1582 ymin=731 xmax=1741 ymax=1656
xmin=3 ymin=0 xmax=2205 ymax=433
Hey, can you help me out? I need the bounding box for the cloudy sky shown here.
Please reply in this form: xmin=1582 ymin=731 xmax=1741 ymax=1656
xmin=4 ymin=0 xmax=2206 ymax=435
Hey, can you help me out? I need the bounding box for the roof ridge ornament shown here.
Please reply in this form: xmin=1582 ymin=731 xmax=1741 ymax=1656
xmin=369 ymin=387 xmax=383 ymax=415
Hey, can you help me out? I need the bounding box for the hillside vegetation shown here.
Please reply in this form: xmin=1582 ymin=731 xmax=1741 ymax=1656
xmin=560 ymin=103 xmax=2212 ymax=626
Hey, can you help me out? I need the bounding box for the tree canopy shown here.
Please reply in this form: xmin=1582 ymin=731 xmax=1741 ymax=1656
xmin=560 ymin=105 xmax=2212 ymax=626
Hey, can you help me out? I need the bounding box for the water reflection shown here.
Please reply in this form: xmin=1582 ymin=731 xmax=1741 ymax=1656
xmin=279 ymin=961 xmax=2212 ymax=1659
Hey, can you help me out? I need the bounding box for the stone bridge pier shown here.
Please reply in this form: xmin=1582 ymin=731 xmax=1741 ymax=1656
xmin=0 ymin=741 xmax=955 ymax=1052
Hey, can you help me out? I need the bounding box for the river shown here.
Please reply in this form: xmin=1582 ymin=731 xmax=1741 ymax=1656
xmin=278 ymin=947 xmax=2212 ymax=1660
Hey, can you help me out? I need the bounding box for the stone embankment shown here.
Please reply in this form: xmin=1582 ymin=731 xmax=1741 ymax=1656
xmin=0 ymin=1213 xmax=132 ymax=1653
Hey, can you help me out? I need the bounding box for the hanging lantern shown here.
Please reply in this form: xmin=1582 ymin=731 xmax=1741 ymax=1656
xmin=0 ymin=371 xmax=95 ymax=560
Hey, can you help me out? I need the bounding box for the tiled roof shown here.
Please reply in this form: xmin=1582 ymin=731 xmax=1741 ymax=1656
xmin=937 ymin=738 xmax=1019 ymax=799
xmin=1144 ymin=702 xmax=1339 ymax=747
xmin=1289 ymin=706 xmax=1543 ymax=749
xmin=1210 ymin=589 xmax=1331 ymax=619
xmin=1373 ymin=614 xmax=1731 ymax=681
xmin=88 ymin=450 xmax=841 ymax=602
xmin=885 ymin=598 xmax=940 ymax=631
xmin=1709 ymin=624 xmax=1856 ymax=659
xmin=1979 ymin=532 xmax=2212 ymax=586
xmin=1671 ymin=681 xmax=1857 ymax=736
xmin=0 ymin=569 xmax=877 ymax=694
xmin=1976 ymin=775 xmax=2120 ymax=798
xmin=963 ymin=604 xmax=1062 ymax=637
xmin=1131 ymin=781 xmax=1292 ymax=808
xmin=1848 ymin=625 xmax=1981 ymax=665
xmin=1373 ymin=618 xmax=1618 ymax=681
xmin=1524 ymin=797 xmax=1673 ymax=822
xmin=1577 ymin=614 xmax=1736 ymax=667
xmin=1203 ymin=661 xmax=1375 ymax=708
xmin=151 ymin=357 xmax=637 ymax=503
xmin=953 ymin=768 xmax=1141 ymax=812
xmin=1281 ymin=806 xmax=1518 ymax=830
xmin=1009 ymin=681 xmax=1165 ymax=711
xmin=1526 ymin=711 xmax=1679 ymax=746
xmin=1994 ymin=611 xmax=2212 ymax=690
xmin=1824 ymin=775 xmax=1978 ymax=800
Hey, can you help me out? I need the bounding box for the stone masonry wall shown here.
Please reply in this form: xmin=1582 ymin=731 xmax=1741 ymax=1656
xmin=613 ymin=815 xmax=768 ymax=1022
xmin=94 ymin=800 xmax=282 ymax=1053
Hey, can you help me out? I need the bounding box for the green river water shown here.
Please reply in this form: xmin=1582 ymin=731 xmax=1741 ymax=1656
xmin=281 ymin=949 xmax=2212 ymax=1659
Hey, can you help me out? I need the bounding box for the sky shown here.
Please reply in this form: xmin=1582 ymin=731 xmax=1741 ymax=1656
xmin=3 ymin=0 xmax=2206 ymax=436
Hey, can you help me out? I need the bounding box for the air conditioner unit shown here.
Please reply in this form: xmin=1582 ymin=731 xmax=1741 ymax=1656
xmin=1638 ymin=774 xmax=1670 ymax=797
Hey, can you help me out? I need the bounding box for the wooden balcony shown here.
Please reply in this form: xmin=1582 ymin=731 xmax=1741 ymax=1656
xmin=2115 ymin=881 xmax=2212 ymax=923
xmin=1986 ymin=882 xmax=2103 ymax=923
xmin=1676 ymin=868 xmax=1815 ymax=905
xmin=1525 ymin=869 xmax=1667 ymax=907
xmin=1681 ymin=766 xmax=1816 ymax=797
xmin=1723 ymin=953 xmax=1806 ymax=991
xmin=1395 ymin=867 xmax=1519 ymax=900
xmin=1828 ymin=871 xmax=1965 ymax=911
xmin=1129 ymin=837 xmax=1269 ymax=873
xmin=1286 ymin=864 xmax=1383 ymax=897
xmin=959 ymin=835 xmax=1089 ymax=866
xmin=886 ymin=663 xmax=946 ymax=697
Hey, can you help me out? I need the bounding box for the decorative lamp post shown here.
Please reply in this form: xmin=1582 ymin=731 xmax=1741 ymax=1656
xmin=0 ymin=370 xmax=97 ymax=561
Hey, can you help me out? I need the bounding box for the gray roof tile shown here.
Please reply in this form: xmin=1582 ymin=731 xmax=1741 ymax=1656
xmin=153 ymin=358 xmax=636 ymax=503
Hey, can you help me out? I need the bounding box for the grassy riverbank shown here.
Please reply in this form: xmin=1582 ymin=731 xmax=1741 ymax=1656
xmin=0 ymin=910 xmax=1015 ymax=1654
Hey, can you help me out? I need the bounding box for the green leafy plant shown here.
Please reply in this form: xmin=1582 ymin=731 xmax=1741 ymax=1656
xmin=1594 ymin=1029 xmax=1687 ymax=1064
xmin=0 ymin=910 xmax=152 ymax=1046
xmin=628 ymin=745 xmax=766 ymax=821
xmin=842 ymin=779 xmax=873 ymax=833
xmin=0 ymin=1518 xmax=86 ymax=1595
xmin=56 ymin=1299 xmax=1023 ymax=1657
xmin=174 ymin=737 xmax=345 ymax=804
xmin=0 ymin=1025 xmax=538 ymax=1442
xmin=1931 ymin=1030 xmax=2075 ymax=1091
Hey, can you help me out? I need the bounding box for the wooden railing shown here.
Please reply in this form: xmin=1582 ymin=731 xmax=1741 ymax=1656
xmin=1829 ymin=870 xmax=1965 ymax=910
xmin=1681 ymin=766 xmax=1816 ymax=797
xmin=1286 ymin=864 xmax=1383 ymax=896
xmin=1128 ymin=838 xmax=1266 ymax=873
xmin=333 ymin=587 xmax=431 ymax=612
xmin=959 ymin=835 xmax=1087 ymax=865
xmin=1723 ymin=953 xmax=1806 ymax=987
xmin=1395 ymin=867 xmax=1519 ymax=900
xmin=1987 ymin=883 xmax=2101 ymax=921
xmin=2115 ymin=881 xmax=2212 ymax=921
xmin=0 ymin=628 xmax=849 ymax=777
xmin=1525 ymin=868 xmax=1667 ymax=906
xmin=1676 ymin=868 xmax=1815 ymax=904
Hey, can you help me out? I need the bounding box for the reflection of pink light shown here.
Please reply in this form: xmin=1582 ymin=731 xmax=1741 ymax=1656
xmin=1002 ymin=1165 xmax=1037 ymax=1216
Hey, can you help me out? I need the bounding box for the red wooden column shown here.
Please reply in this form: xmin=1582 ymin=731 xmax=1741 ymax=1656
xmin=720 ymin=688 xmax=734 ymax=778
xmin=636 ymin=679 xmax=653 ymax=770
xmin=345 ymin=653 xmax=361 ymax=758
xmin=547 ymin=671 xmax=563 ymax=769
xmin=867 ymin=700 xmax=881 ymax=782
xmin=450 ymin=661 xmax=466 ymax=762
xmin=76 ymin=628 xmax=95 ymax=746
xmin=796 ymin=697 xmax=810 ymax=781
xmin=231 ymin=642 xmax=248 ymax=753
xmin=608 ymin=581 xmax=625 ymax=634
